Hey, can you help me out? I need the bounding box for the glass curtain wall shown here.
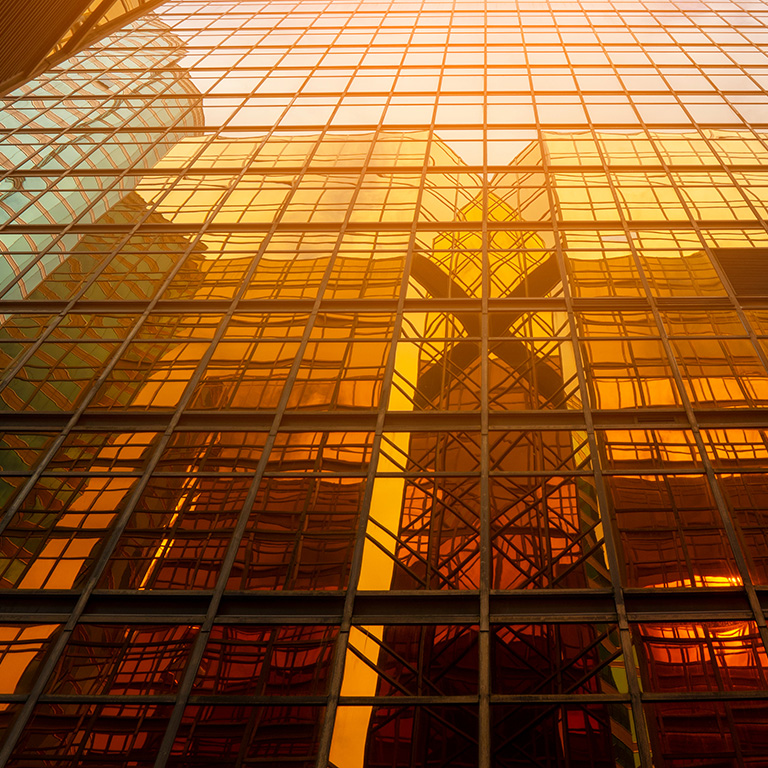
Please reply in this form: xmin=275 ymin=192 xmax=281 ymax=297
xmin=1 ymin=0 xmax=768 ymax=766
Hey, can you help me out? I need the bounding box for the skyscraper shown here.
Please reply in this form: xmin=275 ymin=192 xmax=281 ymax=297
xmin=2 ymin=0 xmax=768 ymax=766
xmin=0 ymin=0 xmax=171 ymax=95
xmin=0 ymin=14 xmax=204 ymax=297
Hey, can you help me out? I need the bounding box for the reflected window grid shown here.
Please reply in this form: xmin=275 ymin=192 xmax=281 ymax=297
xmin=2 ymin=0 xmax=768 ymax=766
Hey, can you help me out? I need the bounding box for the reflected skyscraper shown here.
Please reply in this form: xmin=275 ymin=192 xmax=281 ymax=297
xmin=0 ymin=14 xmax=203 ymax=297
xmin=0 ymin=0 xmax=171 ymax=94
xmin=2 ymin=1 xmax=768 ymax=767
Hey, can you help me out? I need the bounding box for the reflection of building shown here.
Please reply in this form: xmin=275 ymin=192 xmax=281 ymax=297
xmin=3 ymin=125 xmax=768 ymax=765
xmin=0 ymin=0 xmax=167 ymax=95
xmin=0 ymin=15 xmax=203 ymax=298
xmin=3 ymin=2 xmax=768 ymax=766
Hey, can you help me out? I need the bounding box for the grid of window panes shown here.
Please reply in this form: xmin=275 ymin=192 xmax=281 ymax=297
xmin=2 ymin=0 xmax=768 ymax=766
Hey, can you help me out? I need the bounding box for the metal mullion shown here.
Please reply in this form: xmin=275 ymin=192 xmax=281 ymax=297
xmin=641 ymin=689 xmax=768 ymax=703
xmin=601 ymin=467 xmax=712 ymax=478
xmin=97 ymin=680 xmax=768 ymax=708
xmin=537 ymin=110 xmax=654 ymax=764
xmin=478 ymin=29 xmax=492 ymax=766
xmin=7 ymin=407 xmax=753 ymax=431
xmin=315 ymin=17 xmax=444 ymax=765
xmin=1 ymin=586 xmax=764 ymax=623
xmin=0 ymin=120 xmax=311 ymax=766
xmin=1 ymin=122 xmax=205 ymax=137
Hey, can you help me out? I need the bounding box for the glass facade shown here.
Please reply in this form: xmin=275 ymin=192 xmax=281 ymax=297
xmin=1 ymin=0 xmax=768 ymax=765
xmin=0 ymin=0 xmax=171 ymax=96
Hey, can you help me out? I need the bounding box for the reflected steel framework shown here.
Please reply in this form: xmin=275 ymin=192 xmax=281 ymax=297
xmin=2 ymin=0 xmax=768 ymax=766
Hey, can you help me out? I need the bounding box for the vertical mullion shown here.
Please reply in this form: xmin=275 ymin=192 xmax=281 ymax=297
xmin=478 ymin=7 xmax=491 ymax=765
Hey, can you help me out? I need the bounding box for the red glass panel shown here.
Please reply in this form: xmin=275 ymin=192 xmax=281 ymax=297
xmin=492 ymin=624 xmax=624 ymax=695
xmin=10 ymin=702 xmax=173 ymax=767
xmin=634 ymin=621 xmax=768 ymax=692
xmin=492 ymin=703 xmax=634 ymax=768
xmin=170 ymin=704 xmax=326 ymax=767
xmin=46 ymin=624 xmax=198 ymax=695
xmin=192 ymin=624 xmax=337 ymax=695
xmin=364 ymin=705 xmax=479 ymax=768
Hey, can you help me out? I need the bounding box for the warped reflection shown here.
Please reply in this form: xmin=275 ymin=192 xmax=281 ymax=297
xmin=2 ymin=0 xmax=768 ymax=766
xmin=2 ymin=127 xmax=767 ymax=765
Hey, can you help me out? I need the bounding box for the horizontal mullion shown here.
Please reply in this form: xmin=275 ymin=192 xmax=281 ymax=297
xmin=3 ymin=220 xmax=758 ymax=236
xmin=5 ymin=297 xmax=758 ymax=314
xmin=7 ymin=163 xmax=766 ymax=178
xmin=0 ymin=588 xmax=760 ymax=622
xmin=2 ymin=409 xmax=768 ymax=431
xmin=17 ymin=693 xmax=768 ymax=705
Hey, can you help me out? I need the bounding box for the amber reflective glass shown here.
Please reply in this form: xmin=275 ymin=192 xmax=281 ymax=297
xmin=3 ymin=0 xmax=768 ymax=764
xmin=633 ymin=621 xmax=768 ymax=692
